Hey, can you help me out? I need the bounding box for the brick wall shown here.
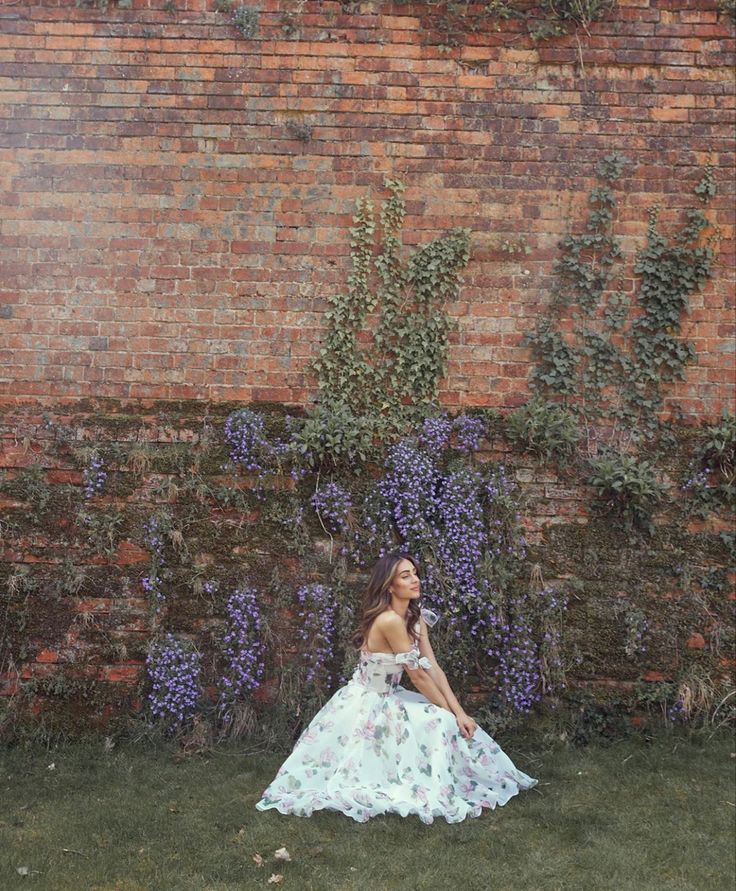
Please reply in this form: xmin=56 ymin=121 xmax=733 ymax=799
xmin=1 ymin=400 xmax=732 ymax=735
xmin=1 ymin=0 xmax=734 ymax=417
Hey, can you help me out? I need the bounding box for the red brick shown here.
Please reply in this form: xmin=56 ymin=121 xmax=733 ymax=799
xmin=643 ymin=670 xmax=667 ymax=682
xmin=36 ymin=649 xmax=60 ymax=664
xmin=98 ymin=665 xmax=144 ymax=683
xmin=0 ymin=3 xmax=730 ymax=424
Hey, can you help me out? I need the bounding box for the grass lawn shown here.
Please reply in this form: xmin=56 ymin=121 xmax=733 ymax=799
xmin=1 ymin=729 xmax=734 ymax=891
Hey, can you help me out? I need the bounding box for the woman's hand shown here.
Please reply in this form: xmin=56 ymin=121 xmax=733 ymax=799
xmin=456 ymin=712 xmax=477 ymax=740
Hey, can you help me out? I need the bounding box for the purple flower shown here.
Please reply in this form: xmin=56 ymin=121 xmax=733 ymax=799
xmin=218 ymin=586 xmax=266 ymax=721
xmin=360 ymin=430 xmax=555 ymax=714
xmin=296 ymin=583 xmax=341 ymax=687
xmin=311 ymin=482 xmax=352 ymax=535
xmin=222 ymin=410 xmax=279 ymax=492
xmin=681 ymin=467 xmax=712 ymax=491
xmin=146 ymin=634 xmax=202 ymax=733
xmin=418 ymin=414 xmax=452 ymax=456
xmin=142 ymin=515 xmax=167 ymax=612
xmin=83 ymin=452 xmax=107 ymax=499
xmin=453 ymin=414 xmax=486 ymax=454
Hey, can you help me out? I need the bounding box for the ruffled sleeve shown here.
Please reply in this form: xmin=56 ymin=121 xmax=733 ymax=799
xmin=395 ymin=651 xmax=433 ymax=671
xmin=420 ymin=607 xmax=440 ymax=627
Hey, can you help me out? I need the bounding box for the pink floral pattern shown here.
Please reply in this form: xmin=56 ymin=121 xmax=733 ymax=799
xmin=256 ymin=613 xmax=537 ymax=824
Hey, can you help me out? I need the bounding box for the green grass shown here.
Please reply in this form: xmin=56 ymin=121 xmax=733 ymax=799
xmin=1 ymin=731 xmax=734 ymax=891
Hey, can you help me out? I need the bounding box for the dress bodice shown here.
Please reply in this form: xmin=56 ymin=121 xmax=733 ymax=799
xmin=350 ymin=607 xmax=439 ymax=695
xmin=350 ymin=647 xmax=433 ymax=694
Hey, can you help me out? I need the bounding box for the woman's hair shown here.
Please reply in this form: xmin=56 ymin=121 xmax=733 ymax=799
xmin=351 ymin=552 xmax=422 ymax=650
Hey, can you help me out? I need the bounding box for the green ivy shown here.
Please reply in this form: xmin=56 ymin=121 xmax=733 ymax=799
xmin=523 ymin=156 xmax=716 ymax=446
xmin=629 ymin=205 xmax=713 ymax=412
xmin=309 ymin=179 xmax=470 ymax=458
xmin=694 ymin=164 xmax=716 ymax=203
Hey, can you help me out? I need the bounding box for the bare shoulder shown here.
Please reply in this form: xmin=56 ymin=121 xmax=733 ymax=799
xmin=373 ymin=610 xmax=404 ymax=630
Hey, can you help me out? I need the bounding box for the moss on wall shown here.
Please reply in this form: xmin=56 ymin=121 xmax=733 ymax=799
xmin=1 ymin=400 xmax=733 ymax=743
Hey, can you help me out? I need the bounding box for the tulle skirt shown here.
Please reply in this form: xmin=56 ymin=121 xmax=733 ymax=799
xmin=256 ymin=680 xmax=538 ymax=824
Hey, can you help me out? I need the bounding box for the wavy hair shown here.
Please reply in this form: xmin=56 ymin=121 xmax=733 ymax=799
xmin=351 ymin=552 xmax=422 ymax=650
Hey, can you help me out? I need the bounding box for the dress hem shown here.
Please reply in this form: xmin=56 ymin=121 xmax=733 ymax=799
xmin=255 ymin=777 xmax=537 ymax=825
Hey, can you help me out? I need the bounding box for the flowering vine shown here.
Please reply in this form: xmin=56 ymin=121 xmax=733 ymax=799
xmin=145 ymin=634 xmax=202 ymax=734
xmin=310 ymin=482 xmax=352 ymax=535
xmin=418 ymin=414 xmax=453 ymax=456
xmin=361 ymin=429 xmax=565 ymax=715
xmin=83 ymin=451 xmax=107 ymax=499
xmin=621 ymin=605 xmax=649 ymax=659
xmin=223 ymin=408 xmax=292 ymax=490
xmin=496 ymin=584 xmax=568 ymax=713
xmin=218 ymin=586 xmax=266 ymax=721
xmin=141 ymin=515 xmax=167 ymax=613
xmin=296 ymin=583 xmax=338 ymax=687
xmin=453 ymin=413 xmax=486 ymax=454
xmin=224 ymin=408 xmax=272 ymax=474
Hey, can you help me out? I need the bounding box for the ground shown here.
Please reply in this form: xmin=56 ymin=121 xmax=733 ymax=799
xmin=1 ymin=729 xmax=734 ymax=890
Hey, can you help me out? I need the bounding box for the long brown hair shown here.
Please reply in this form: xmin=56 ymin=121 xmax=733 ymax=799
xmin=351 ymin=552 xmax=422 ymax=650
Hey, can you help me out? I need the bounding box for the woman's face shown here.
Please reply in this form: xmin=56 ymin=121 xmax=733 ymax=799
xmin=388 ymin=558 xmax=421 ymax=602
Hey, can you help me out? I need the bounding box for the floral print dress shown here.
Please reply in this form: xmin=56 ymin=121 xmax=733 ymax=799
xmin=255 ymin=609 xmax=537 ymax=824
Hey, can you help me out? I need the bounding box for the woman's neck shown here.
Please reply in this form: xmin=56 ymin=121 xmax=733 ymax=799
xmin=389 ymin=597 xmax=409 ymax=618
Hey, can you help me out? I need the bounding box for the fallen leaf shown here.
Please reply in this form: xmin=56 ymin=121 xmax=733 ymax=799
xmin=253 ymin=853 xmax=264 ymax=867
xmin=274 ymin=846 xmax=291 ymax=862
xmin=267 ymin=874 xmax=284 ymax=885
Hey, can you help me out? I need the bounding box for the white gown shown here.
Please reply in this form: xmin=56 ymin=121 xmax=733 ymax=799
xmin=256 ymin=610 xmax=538 ymax=824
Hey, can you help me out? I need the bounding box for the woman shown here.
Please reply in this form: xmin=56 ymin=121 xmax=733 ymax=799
xmin=256 ymin=552 xmax=537 ymax=823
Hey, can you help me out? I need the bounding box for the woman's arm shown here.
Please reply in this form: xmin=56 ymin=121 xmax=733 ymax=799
xmin=378 ymin=613 xmax=452 ymax=713
xmin=418 ymin=617 xmax=477 ymax=739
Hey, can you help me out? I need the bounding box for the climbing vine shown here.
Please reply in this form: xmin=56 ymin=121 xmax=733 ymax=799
xmin=309 ymin=179 xmax=470 ymax=455
xmin=523 ymin=155 xmax=716 ymax=450
xmin=516 ymin=157 xmax=720 ymax=531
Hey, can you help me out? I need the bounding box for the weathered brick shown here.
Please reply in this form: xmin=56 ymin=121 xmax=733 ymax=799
xmin=0 ymin=0 xmax=731 ymax=422
xmin=98 ymin=664 xmax=144 ymax=683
